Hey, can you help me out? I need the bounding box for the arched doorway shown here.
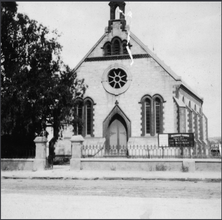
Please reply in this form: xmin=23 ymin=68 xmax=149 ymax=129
xmin=103 ymin=104 xmax=131 ymax=157
xmin=105 ymin=114 xmax=128 ymax=156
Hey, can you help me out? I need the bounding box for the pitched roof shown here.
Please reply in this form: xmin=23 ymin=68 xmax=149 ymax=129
xmin=130 ymin=32 xmax=203 ymax=101
xmin=73 ymin=33 xmax=107 ymax=72
xmin=130 ymin=32 xmax=182 ymax=81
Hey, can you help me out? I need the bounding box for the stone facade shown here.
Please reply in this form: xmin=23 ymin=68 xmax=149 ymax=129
xmin=55 ymin=1 xmax=209 ymax=155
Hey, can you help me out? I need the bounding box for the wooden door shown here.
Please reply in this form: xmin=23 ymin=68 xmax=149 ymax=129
xmin=106 ymin=118 xmax=127 ymax=156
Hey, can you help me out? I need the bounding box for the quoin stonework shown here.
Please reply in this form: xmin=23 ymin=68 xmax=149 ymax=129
xmin=53 ymin=1 xmax=209 ymax=157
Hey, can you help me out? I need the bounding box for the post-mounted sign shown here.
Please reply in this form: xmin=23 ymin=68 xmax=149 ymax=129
xmin=159 ymin=133 xmax=194 ymax=147
xmin=169 ymin=133 xmax=194 ymax=147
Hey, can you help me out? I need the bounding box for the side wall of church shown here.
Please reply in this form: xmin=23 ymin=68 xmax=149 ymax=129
xmin=176 ymin=89 xmax=209 ymax=152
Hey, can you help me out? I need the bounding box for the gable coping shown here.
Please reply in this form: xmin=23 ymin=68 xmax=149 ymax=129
xmin=73 ymin=33 xmax=107 ymax=72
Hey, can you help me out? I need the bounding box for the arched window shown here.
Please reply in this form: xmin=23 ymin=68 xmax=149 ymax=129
xmin=74 ymin=98 xmax=94 ymax=137
xmin=141 ymin=95 xmax=164 ymax=136
xmin=74 ymin=99 xmax=84 ymax=135
xmin=77 ymin=104 xmax=83 ymax=135
xmin=103 ymin=38 xmax=130 ymax=56
xmin=104 ymin=43 xmax=111 ymax=56
xmin=83 ymin=98 xmax=94 ymax=137
xmin=115 ymin=6 xmax=120 ymax=19
xmin=112 ymin=39 xmax=121 ymax=55
xmin=141 ymin=96 xmax=152 ymax=135
xmin=154 ymin=97 xmax=162 ymax=134
xmin=145 ymin=98 xmax=151 ymax=134
xmin=122 ymin=41 xmax=128 ymax=54
xmin=85 ymin=100 xmax=93 ymax=136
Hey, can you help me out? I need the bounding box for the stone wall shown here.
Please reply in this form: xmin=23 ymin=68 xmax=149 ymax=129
xmin=80 ymin=158 xmax=221 ymax=172
xmin=195 ymin=160 xmax=221 ymax=172
xmin=1 ymin=159 xmax=34 ymax=171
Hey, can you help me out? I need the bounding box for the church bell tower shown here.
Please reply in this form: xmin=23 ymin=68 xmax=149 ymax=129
xmin=108 ymin=1 xmax=126 ymax=32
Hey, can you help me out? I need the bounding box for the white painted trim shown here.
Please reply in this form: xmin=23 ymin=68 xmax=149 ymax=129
xmin=1 ymin=159 xmax=34 ymax=161
xmin=81 ymin=158 xmax=221 ymax=163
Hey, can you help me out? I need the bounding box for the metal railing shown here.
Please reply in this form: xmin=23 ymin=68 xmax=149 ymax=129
xmin=82 ymin=145 xmax=106 ymax=158
xmin=1 ymin=143 xmax=220 ymax=159
xmin=1 ymin=149 xmax=35 ymax=159
xmin=81 ymin=144 xmax=221 ymax=159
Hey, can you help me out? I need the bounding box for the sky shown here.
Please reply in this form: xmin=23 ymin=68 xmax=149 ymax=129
xmin=17 ymin=1 xmax=221 ymax=138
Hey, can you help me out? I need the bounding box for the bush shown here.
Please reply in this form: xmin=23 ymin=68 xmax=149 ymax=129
xmin=53 ymin=156 xmax=71 ymax=165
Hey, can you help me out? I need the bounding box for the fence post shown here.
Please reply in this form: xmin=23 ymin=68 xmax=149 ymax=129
xmin=33 ymin=136 xmax=47 ymax=170
xmin=181 ymin=144 xmax=184 ymax=158
xmin=70 ymin=135 xmax=84 ymax=170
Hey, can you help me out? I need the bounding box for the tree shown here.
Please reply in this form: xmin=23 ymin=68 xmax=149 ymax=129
xmin=1 ymin=2 xmax=86 ymax=154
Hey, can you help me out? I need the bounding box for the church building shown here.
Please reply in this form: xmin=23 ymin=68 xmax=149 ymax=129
xmin=56 ymin=1 xmax=209 ymax=156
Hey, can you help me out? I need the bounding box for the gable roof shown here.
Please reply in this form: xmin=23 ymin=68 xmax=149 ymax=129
xmin=130 ymin=32 xmax=182 ymax=81
xmin=73 ymin=30 xmax=203 ymax=101
xmin=130 ymin=32 xmax=203 ymax=101
xmin=73 ymin=33 xmax=107 ymax=72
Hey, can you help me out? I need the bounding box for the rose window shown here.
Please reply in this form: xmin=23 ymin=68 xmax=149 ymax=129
xmin=108 ymin=68 xmax=127 ymax=89
xmin=101 ymin=64 xmax=132 ymax=96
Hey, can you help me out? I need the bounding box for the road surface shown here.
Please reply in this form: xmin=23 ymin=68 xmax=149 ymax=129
xmin=1 ymin=179 xmax=221 ymax=219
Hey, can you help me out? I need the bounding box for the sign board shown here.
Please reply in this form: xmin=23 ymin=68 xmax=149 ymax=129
xmin=168 ymin=133 xmax=194 ymax=147
xmin=158 ymin=134 xmax=169 ymax=147
xmin=158 ymin=133 xmax=194 ymax=147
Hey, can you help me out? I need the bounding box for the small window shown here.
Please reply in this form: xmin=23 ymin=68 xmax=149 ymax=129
xmin=122 ymin=41 xmax=128 ymax=54
xmin=104 ymin=38 xmax=129 ymax=56
xmin=112 ymin=39 xmax=121 ymax=55
xmin=104 ymin=43 xmax=111 ymax=56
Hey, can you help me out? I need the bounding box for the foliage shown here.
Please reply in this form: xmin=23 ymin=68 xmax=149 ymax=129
xmin=1 ymin=2 xmax=86 ymax=151
xmin=208 ymin=137 xmax=221 ymax=144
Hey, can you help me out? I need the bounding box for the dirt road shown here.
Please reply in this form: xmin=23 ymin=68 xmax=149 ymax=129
xmin=1 ymin=179 xmax=221 ymax=219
